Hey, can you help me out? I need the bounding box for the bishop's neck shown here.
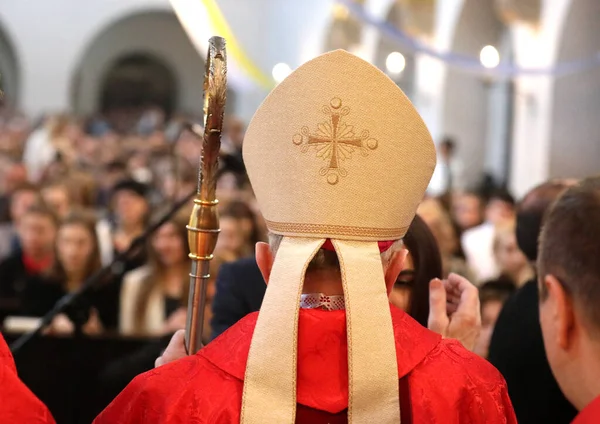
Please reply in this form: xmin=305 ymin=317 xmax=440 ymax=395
xmin=302 ymin=269 xmax=343 ymax=296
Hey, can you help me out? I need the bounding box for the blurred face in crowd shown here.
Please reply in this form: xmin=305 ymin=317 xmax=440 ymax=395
xmin=226 ymin=118 xmax=245 ymax=149
xmin=64 ymin=122 xmax=82 ymax=142
xmin=42 ymin=185 xmax=71 ymax=219
xmin=389 ymin=252 xmax=415 ymax=311
xmin=57 ymin=223 xmax=95 ymax=277
xmin=452 ymin=193 xmax=483 ymax=230
xmin=99 ymin=132 xmax=121 ymax=164
xmin=238 ymin=217 xmax=255 ymax=242
xmin=494 ymin=230 xmax=528 ymax=279
xmin=79 ymin=136 xmax=99 ymax=161
xmin=10 ymin=189 xmax=39 ymax=223
xmin=152 ymin=222 xmax=186 ymax=268
xmin=113 ymin=190 xmax=148 ymax=228
xmin=147 ymin=130 xmax=166 ymax=149
xmin=474 ymin=299 xmax=504 ymax=358
xmin=215 ymin=217 xmax=244 ymax=259
xmin=216 ymin=172 xmax=239 ymax=200
xmin=18 ymin=212 xmax=57 ymax=258
xmin=418 ymin=199 xmax=458 ymax=258
xmin=485 ymin=199 xmax=514 ymax=225
xmin=4 ymin=163 xmax=28 ymax=193
xmin=175 ymin=131 xmax=202 ymax=160
xmin=128 ymin=152 xmax=148 ymax=171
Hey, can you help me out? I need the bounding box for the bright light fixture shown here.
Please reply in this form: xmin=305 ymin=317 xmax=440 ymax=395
xmin=386 ymin=51 xmax=406 ymax=74
xmin=272 ymin=63 xmax=292 ymax=83
xmin=480 ymin=45 xmax=500 ymax=69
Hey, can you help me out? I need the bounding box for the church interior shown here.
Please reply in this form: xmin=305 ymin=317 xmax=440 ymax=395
xmin=0 ymin=1 xmax=598 ymax=423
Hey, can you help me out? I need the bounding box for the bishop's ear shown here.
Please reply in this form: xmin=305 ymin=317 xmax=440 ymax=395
xmin=255 ymin=242 xmax=274 ymax=285
xmin=542 ymin=274 xmax=575 ymax=350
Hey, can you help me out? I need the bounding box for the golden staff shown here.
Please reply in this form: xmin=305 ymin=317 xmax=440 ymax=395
xmin=185 ymin=36 xmax=227 ymax=354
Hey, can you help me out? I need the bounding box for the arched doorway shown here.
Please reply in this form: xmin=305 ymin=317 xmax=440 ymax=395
xmin=0 ymin=22 xmax=20 ymax=106
xmin=442 ymin=0 xmax=511 ymax=189
xmin=100 ymin=53 xmax=177 ymax=117
xmin=549 ymin=0 xmax=600 ymax=179
xmin=374 ymin=2 xmax=417 ymax=100
xmin=71 ymin=11 xmax=208 ymax=120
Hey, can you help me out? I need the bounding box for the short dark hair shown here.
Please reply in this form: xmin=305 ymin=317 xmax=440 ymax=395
xmin=538 ymin=176 xmax=600 ymax=332
xmin=111 ymin=179 xmax=149 ymax=199
xmin=22 ymin=201 xmax=60 ymax=228
xmin=516 ymin=180 xmax=571 ymax=262
xmin=489 ymin=188 xmax=515 ymax=206
xmin=479 ymin=278 xmax=516 ymax=307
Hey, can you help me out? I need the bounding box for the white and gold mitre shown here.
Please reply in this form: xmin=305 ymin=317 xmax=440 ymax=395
xmin=242 ymin=50 xmax=436 ymax=424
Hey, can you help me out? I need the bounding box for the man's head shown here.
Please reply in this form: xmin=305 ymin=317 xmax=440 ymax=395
xmin=453 ymin=191 xmax=484 ymax=231
xmin=3 ymin=161 xmax=28 ymax=193
xmin=18 ymin=202 xmax=59 ymax=259
xmin=41 ymin=180 xmax=72 ymax=219
xmin=10 ymin=183 xmax=40 ymax=224
xmin=538 ymin=176 xmax=600 ymax=410
xmin=111 ymin=179 xmax=150 ymax=227
xmin=516 ymin=180 xmax=573 ymax=262
xmin=485 ymin=189 xmax=515 ymax=225
xmin=255 ymin=235 xmax=407 ymax=296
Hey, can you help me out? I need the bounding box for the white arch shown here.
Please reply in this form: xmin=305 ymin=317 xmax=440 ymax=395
xmin=71 ymin=10 xmax=205 ymax=116
xmin=441 ymin=0 xmax=508 ymax=188
xmin=0 ymin=0 xmax=181 ymax=117
xmin=548 ymin=0 xmax=600 ymax=180
xmin=508 ymin=0 xmax=573 ymax=197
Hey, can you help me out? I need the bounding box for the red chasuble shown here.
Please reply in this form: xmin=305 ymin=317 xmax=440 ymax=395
xmin=0 ymin=333 xmax=55 ymax=424
xmin=572 ymin=395 xmax=600 ymax=424
xmin=95 ymin=306 xmax=516 ymax=424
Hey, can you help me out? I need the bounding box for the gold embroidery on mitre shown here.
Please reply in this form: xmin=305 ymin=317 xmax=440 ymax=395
xmin=292 ymin=97 xmax=378 ymax=185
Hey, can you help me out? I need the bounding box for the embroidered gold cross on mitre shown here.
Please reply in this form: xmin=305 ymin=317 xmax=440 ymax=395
xmin=293 ymin=97 xmax=378 ymax=185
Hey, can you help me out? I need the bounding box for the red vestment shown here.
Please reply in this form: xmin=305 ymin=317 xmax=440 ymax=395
xmin=572 ymin=395 xmax=600 ymax=424
xmin=95 ymin=306 xmax=516 ymax=424
xmin=0 ymin=333 xmax=55 ymax=424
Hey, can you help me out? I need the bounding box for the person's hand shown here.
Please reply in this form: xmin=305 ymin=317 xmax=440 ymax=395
xmin=47 ymin=313 xmax=75 ymax=335
xmin=427 ymin=273 xmax=481 ymax=351
xmin=82 ymin=308 xmax=104 ymax=336
xmin=155 ymin=329 xmax=194 ymax=368
xmin=162 ymin=307 xmax=188 ymax=334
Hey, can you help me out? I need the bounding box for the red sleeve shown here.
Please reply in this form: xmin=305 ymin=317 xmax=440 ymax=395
xmin=462 ymin=363 xmax=517 ymax=424
xmin=408 ymin=340 xmax=517 ymax=424
xmin=0 ymin=334 xmax=55 ymax=424
xmin=93 ymin=371 xmax=151 ymax=424
xmin=94 ymin=354 xmax=244 ymax=424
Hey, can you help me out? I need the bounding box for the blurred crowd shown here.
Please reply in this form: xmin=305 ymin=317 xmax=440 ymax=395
xmin=0 ymin=102 xmax=531 ymax=356
xmin=0 ymin=104 xmax=265 ymax=340
xmin=0 ymin=102 xmax=550 ymax=415
xmin=2 ymin=96 xmax=596 ymax=423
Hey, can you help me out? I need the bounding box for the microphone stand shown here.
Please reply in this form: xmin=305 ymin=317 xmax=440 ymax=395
xmin=10 ymin=189 xmax=196 ymax=356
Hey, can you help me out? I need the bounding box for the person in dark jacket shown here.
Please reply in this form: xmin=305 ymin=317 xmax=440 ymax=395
xmin=488 ymin=180 xmax=578 ymax=424
xmin=0 ymin=203 xmax=57 ymax=323
xmin=210 ymin=256 xmax=265 ymax=340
